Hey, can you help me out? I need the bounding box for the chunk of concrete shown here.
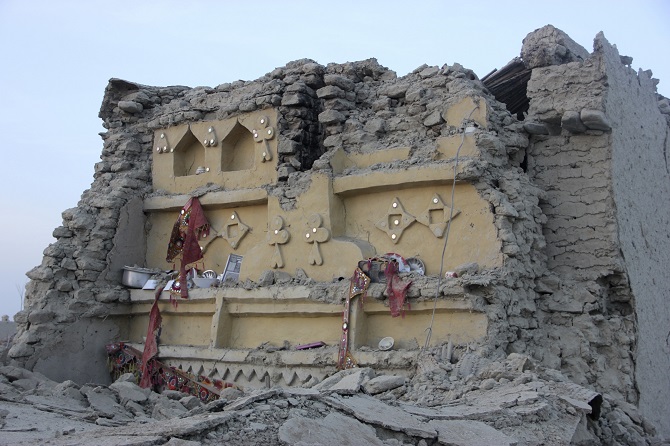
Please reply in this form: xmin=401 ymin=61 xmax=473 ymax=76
xmin=85 ymin=388 xmax=131 ymax=419
xmin=324 ymin=394 xmax=437 ymax=439
xmin=279 ymin=412 xmax=384 ymax=446
xmin=224 ymin=389 xmax=278 ymax=411
xmin=429 ymin=419 xmax=518 ymax=446
xmin=523 ymin=122 xmax=549 ymax=135
xmin=327 ymin=367 xmax=375 ymax=395
xmin=219 ymin=387 xmax=244 ymax=400
xmin=313 ymin=367 xmax=370 ymax=392
xmin=362 ymin=375 xmax=406 ymax=395
xmin=179 ymin=395 xmax=203 ymax=410
xmin=319 ymin=109 xmax=346 ymax=125
xmin=152 ymin=396 xmax=188 ymax=420
xmin=164 ymin=438 xmax=202 ymax=446
xmin=317 ymin=85 xmax=345 ymax=99
xmin=109 ymin=380 xmax=150 ymax=404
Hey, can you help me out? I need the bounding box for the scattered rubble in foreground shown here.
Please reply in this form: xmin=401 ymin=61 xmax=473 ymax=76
xmin=0 ymin=351 xmax=662 ymax=446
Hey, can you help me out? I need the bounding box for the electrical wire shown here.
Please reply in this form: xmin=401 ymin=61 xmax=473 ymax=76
xmin=420 ymin=102 xmax=480 ymax=355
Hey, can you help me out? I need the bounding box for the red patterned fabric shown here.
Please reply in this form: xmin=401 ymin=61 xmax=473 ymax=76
xmin=166 ymin=197 xmax=210 ymax=299
xmin=140 ymin=291 xmax=162 ymax=388
xmin=385 ymin=261 xmax=411 ymax=318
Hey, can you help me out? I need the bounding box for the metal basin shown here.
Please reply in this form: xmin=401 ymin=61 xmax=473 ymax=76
xmin=121 ymin=266 xmax=154 ymax=288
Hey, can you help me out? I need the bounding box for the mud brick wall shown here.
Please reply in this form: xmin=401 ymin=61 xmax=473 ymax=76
xmin=9 ymin=24 xmax=670 ymax=439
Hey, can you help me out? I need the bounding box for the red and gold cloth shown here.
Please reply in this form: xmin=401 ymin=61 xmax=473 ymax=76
xmin=166 ymin=197 xmax=210 ymax=299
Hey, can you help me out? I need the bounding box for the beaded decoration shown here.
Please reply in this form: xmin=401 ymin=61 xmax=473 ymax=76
xmin=337 ymin=267 xmax=370 ymax=370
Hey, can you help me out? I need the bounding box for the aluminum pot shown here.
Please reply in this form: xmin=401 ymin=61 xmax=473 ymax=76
xmin=121 ymin=266 xmax=154 ymax=288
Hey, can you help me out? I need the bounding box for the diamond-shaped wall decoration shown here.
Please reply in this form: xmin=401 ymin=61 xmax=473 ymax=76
xmin=200 ymin=211 xmax=250 ymax=253
xmin=220 ymin=211 xmax=250 ymax=249
xmin=375 ymin=197 xmax=415 ymax=244
xmin=416 ymin=193 xmax=461 ymax=238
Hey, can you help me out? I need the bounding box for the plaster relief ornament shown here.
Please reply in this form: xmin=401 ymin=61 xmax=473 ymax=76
xmin=267 ymin=216 xmax=290 ymax=268
xmin=155 ymin=132 xmax=170 ymax=154
xmin=304 ymin=214 xmax=330 ymax=266
xmin=375 ymin=197 xmax=416 ymax=244
xmin=201 ymin=211 xmax=250 ymax=253
xmin=252 ymin=115 xmax=275 ymax=162
xmin=166 ymin=197 xmax=210 ymax=299
xmin=203 ymin=126 xmax=218 ymax=147
xmin=416 ymin=193 xmax=461 ymax=238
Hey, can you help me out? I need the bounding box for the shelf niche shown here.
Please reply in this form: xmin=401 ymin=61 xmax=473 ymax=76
xmin=221 ymin=122 xmax=255 ymax=172
xmin=173 ymin=128 xmax=206 ymax=177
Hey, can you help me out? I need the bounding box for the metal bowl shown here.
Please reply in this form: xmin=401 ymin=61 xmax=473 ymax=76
xmin=121 ymin=266 xmax=154 ymax=288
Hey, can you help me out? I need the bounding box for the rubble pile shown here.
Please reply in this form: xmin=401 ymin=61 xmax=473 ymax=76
xmin=0 ymin=352 xmax=661 ymax=446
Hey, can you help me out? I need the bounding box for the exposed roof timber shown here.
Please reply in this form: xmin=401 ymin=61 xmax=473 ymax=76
xmin=482 ymin=58 xmax=531 ymax=118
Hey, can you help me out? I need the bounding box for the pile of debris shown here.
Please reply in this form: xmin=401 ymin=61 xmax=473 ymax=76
xmin=0 ymin=351 xmax=660 ymax=445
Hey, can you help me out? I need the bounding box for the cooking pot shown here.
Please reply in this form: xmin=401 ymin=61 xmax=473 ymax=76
xmin=121 ymin=266 xmax=154 ymax=288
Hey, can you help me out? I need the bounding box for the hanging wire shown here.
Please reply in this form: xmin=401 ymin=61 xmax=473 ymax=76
xmin=420 ymin=102 xmax=481 ymax=355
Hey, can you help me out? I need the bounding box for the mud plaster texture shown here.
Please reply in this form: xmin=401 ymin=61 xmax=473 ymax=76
xmin=8 ymin=25 xmax=670 ymax=444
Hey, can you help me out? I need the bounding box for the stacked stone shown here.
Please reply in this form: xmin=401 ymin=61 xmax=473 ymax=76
xmin=10 ymin=80 xmax=163 ymax=378
xmin=316 ymin=58 xmax=490 ymax=158
xmin=273 ymin=60 xmax=325 ymax=178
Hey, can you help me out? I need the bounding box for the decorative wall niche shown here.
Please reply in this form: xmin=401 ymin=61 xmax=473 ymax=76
xmin=172 ymin=128 xmax=206 ymax=177
xmin=221 ymin=122 xmax=255 ymax=172
xmin=152 ymin=109 xmax=279 ymax=194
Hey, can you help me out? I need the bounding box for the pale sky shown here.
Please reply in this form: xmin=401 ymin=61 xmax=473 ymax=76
xmin=1 ymin=0 xmax=668 ymax=319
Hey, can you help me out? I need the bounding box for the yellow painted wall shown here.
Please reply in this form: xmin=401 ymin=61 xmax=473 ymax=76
xmin=342 ymin=184 xmax=502 ymax=274
xmin=362 ymin=310 xmax=487 ymax=349
xmin=146 ymin=204 xmax=268 ymax=274
xmin=135 ymin=101 xmax=502 ymax=360
xmin=227 ymin=314 xmax=342 ymax=349
xmin=152 ymin=110 xmax=278 ymax=194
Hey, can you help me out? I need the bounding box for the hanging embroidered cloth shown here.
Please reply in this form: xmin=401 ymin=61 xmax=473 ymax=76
xmin=166 ymin=197 xmax=210 ymax=299
xmin=139 ymin=290 xmax=162 ymax=388
xmin=385 ymin=260 xmax=412 ymax=318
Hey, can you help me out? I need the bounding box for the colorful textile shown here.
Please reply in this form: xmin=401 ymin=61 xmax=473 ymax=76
xmin=139 ymin=293 xmax=162 ymax=388
xmin=166 ymin=197 xmax=210 ymax=299
xmin=337 ymin=268 xmax=370 ymax=370
xmin=384 ymin=260 xmax=412 ymax=318
xmin=358 ymin=255 xmax=412 ymax=317
xmin=106 ymin=342 xmax=233 ymax=403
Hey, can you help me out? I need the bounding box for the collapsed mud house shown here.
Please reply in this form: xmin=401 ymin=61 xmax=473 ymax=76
xmin=9 ymin=25 xmax=670 ymax=442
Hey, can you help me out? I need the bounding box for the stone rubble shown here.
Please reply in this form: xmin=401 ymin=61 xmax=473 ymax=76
xmin=1 ymin=352 xmax=664 ymax=445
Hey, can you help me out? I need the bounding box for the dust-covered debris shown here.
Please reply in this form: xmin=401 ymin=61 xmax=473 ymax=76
xmin=0 ymin=353 xmax=663 ymax=446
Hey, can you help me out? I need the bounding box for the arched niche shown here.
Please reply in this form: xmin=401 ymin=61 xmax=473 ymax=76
xmin=173 ymin=128 xmax=206 ymax=177
xmin=221 ymin=122 xmax=255 ymax=172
